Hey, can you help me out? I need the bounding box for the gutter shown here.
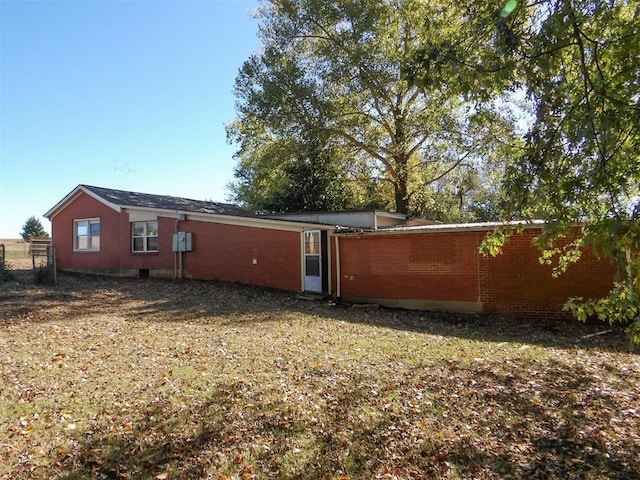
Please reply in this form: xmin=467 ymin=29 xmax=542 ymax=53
xmin=333 ymin=219 xmax=547 ymax=237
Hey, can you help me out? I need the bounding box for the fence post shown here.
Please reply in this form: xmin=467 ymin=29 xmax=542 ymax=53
xmin=30 ymin=238 xmax=54 ymax=282
xmin=53 ymin=246 xmax=57 ymax=284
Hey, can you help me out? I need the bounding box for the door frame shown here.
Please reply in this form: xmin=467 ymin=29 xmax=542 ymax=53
xmin=302 ymin=230 xmax=328 ymax=293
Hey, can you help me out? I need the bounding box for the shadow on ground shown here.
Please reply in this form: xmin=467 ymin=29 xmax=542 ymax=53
xmin=53 ymin=362 xmax=639 ymax=480
xmin=1 ymin=270 xmax=634 ymax=353
xmin=3 ymin=271 xmax=639 ymax=479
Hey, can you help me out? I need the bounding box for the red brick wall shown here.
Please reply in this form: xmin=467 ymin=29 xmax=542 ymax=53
xmin=52 ymin=193 xmax=178 ymax=274
xmin=182 ymin=221 xmax=302 ymax=291
xmin=338 ymin=228 xmax=615 ymax=318
xmin=116 ymin=216 xmax=177 ymax=272
xmin=338 ymin=232 xmax=480 ymax=302
xmin=479 ymin=229 xmax=615 ymax=318
xmin=51 ymin=192 xmax=125 ymax=271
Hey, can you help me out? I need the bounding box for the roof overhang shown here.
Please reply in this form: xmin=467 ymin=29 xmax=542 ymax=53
xmin=45 ymin=185 xmax=338 ymax=232
xmin=334 ymin=219 xmax=548 ymax=236
xmin=44 ymin=185 xmax=122 ymax=219
xmin=125 ymin=206 xmax=337 ymax=232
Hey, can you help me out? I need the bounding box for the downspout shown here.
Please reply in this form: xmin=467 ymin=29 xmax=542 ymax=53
xmin=476 ymin=232 xmax=482 ymax=307
xmin=174 ymin=216 xmax=180 ymax=280
xmin=335 ymin=235 xmax=341 ymax=298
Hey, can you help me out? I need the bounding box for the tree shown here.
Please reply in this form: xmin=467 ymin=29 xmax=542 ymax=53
xmin=510 ymin=0 xmax=639 ymax=343
xmin=228 ymin=0 xmax=517 ymax=216
xmin=21 ymin=216 xmax=48 ymax=241
xmin=411 ymin=0 xmax=640 ymax=342
xmin=230 ymin=134 xmax=357 ymax=212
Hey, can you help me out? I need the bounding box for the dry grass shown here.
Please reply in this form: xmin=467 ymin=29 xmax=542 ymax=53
xmin=1 ymin=240 xmax=51 ymax=282
xmin=1 ymin=271 xmax=639 ymax=480
xmin=0 ymin=239 xmax=30 ymax=261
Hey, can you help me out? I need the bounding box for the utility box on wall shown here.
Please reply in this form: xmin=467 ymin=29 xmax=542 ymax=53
xmin=172 ymin=232 xmax=193 ymax=252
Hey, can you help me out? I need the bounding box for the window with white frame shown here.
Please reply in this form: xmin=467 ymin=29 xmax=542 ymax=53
xmin=74 ymin=219 xmax=100 ymax=251
xmin=132 ymin=221 xmax=158 ymax=252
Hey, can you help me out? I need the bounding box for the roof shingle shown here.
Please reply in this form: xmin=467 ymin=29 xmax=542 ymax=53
xmin=81 ymin=185 xmax=255 ymax=217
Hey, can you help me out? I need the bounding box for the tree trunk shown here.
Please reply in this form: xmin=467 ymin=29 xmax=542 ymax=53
xmin=394 ymin=180 xmax=409 ymax=214
xmin=392 ymin=152 xmax=410 ymax=214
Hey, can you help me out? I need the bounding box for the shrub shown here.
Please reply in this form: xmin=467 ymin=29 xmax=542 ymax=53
xmin=0 ymin=262 xmax=16 ymax=282
xmin=33 ymin=265 xmax=55 ymax=284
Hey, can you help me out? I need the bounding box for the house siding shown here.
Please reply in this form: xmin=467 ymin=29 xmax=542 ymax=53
xmin=478 ymin=229 xmax=615 ymax=318
xmin=337 ymin=228 xmax=614 ymax=318
xmin=181 ymin=220 xmax=302 ymax=291
xmin=51 ymin=191 xmax=303 ymax=290
xmin=52 ymin=192 xmax=124 ymax=272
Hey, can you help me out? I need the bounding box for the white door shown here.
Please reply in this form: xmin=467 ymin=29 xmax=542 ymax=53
xmin=303 ymin=230 xmax=322 ymax=293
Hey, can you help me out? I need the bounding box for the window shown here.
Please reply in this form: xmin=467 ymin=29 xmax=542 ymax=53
xmin=304 ymin=231 xmax=320 ymax=255
xmin=74 ymin=219 xmax=100 ymax=251
xmin=132 ymin=221 xmax=158 ymax=252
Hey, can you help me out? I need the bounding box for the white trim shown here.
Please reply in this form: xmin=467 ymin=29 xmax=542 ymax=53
xmin=334 ymin=220 xmax=547 ymax=236
xmin=45 ymin=185 xmax=121 ymax=219
xmin=183 ymin=211 xmax=336 ymax=232
xmin=300 ymin=232 xmax=305 ymax=291
xmin=80 ymin=187 xmax=122 ymax=213
xmin=303 ymin=229 xmax=322 ymax=293
xmin=46 ymin=185 xmax=336 ymax=232
xmin=131 ymin=220 xmax=158 ymax=253
xmin=326 ymin=232 xmax=332 ymax=295
xmin=73 ymin=218 xmax=101 ymax=252
xmin=373 ymin=210 xmax=410 ymax=221
xmin=44 ymin=190 xmax=83 ymax=219
xmin=128 ymin=210 xmax=158 ymax=223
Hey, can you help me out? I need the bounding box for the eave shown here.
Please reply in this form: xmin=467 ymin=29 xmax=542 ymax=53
xmin=44 ymin=185 xmax=122 ymax=219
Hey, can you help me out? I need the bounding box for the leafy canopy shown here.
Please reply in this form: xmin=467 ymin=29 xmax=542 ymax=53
xmin=410 ymin=0 xmax=639 ymax=342
xmin=228 ymin=0 xmax=518 ymax=217
xmin=506 ymin=0 xmax=639 ymax=342
xmin=230 ymin=134 xmax=359 ymax=213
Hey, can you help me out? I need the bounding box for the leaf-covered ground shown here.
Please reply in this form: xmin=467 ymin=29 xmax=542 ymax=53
xmin=1 ymin=272 xmax=639 ymax=480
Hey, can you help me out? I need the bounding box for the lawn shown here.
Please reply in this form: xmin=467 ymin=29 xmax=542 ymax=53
xmin=1 ymin=272 xmax=638 ymax=480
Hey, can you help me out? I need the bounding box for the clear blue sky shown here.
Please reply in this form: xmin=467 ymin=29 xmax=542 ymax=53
xmin=0 ymin=0 xmax=260 ymax=238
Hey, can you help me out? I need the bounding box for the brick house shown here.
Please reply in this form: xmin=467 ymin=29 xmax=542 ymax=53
xmin=45 ymin=184 xmax=614 ymax=318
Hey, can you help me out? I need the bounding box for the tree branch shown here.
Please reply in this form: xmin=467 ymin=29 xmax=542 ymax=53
xmin=423 ymin=152 xmax=471 ymax=186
